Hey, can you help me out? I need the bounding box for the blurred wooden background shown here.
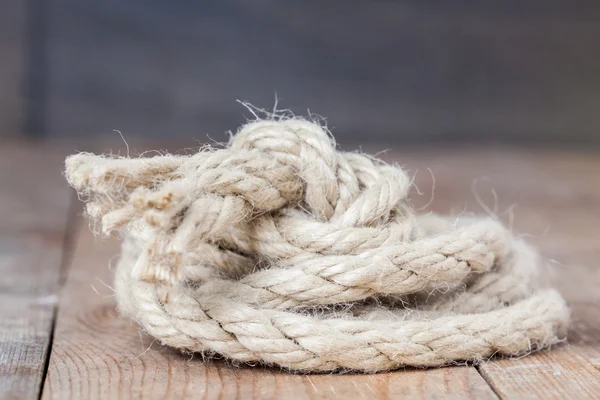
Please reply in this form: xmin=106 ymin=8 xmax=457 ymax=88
xmin=1 ymin=1 xmax=600 ymax=146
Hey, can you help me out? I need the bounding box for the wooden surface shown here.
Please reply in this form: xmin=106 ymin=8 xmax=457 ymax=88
xmin=0 ymin=145 xmax=72 ymax=398
xmin=2 ymin=144 xmax=600 ymax=399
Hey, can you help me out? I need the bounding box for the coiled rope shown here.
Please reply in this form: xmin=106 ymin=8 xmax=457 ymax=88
xmin=65 ymin=118 xmax=569 ymax=372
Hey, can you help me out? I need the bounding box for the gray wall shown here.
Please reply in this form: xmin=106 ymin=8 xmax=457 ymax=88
xmin=0 ymin=1 xmax=26 ymax=137
xmin=4 ymin=1 xmax=600 ymax=146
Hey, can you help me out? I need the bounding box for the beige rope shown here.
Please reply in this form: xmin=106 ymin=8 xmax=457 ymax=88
xmin=65 ymin=118 xmax=569 ymax=372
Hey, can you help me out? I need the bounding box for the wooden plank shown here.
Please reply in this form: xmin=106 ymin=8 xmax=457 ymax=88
xmin=0 ymin=236 xmax=63 ymax=398
xmin=43 ymin=217 xmax=497 ymax=399
xmin=0 ymin=145 xmax=73 ymax=399
xmin=0 ymin=144 xmax=74 ymax=234
xmin=398 ymin=149 xmax=600 ymax=399
xmin=472 ymin=153 xmax=600 ymax=399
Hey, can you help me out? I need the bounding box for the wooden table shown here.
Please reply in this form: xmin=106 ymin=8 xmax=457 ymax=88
xmin=2 ymin=143 xmax=599 ymax=399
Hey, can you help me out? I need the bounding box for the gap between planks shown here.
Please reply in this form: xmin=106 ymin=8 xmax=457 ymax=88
xmin=37 ymin=195 xmax=81 ymax=399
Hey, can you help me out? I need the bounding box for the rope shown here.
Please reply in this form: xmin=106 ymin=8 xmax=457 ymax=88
xmin=65 ymin=118 xmax=569 ymax=372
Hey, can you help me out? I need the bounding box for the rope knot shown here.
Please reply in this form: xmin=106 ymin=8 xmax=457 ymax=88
xmin=65 ymin=117 xmax=569 ymax=372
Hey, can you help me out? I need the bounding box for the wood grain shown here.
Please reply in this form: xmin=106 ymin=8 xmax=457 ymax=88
xmin=0 ymin=145 xmax=73 ymax=399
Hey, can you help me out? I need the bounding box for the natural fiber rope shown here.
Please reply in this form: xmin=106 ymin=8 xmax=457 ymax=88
xmin=65 ymin=118 xmax=570 ymax=372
